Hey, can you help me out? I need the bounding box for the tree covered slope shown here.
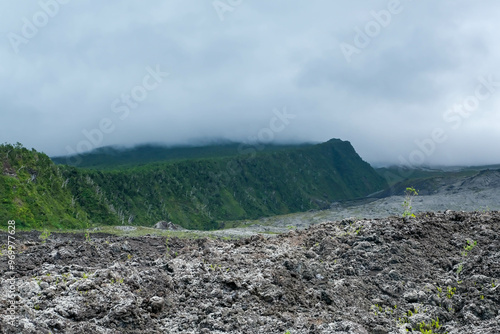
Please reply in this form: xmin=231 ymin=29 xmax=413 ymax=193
xmin=1 ymin=139 xmax=387 ymax=230
xmin=0 ymin=143 xmax=118 ymax=230
xmin=51 ymin=142 xmax=314 ymax=169
xmin=59 ymin=139 xmax=387 ymax=229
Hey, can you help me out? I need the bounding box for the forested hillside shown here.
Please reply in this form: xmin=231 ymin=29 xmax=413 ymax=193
xmin=0 ymin=143 xmax=118 ymax=229
xmin=2 ymin=139 xmax=387 ymax=230
xmin=62 ymin=139 xmax=385 ymax=229
xmin=51 ymin=142 xmax=313 ymax=169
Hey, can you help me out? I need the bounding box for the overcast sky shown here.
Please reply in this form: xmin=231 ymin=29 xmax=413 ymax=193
xmin=1 ymin=0 xmax=499 ymax=166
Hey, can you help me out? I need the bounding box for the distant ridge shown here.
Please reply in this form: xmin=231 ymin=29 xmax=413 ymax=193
xmin=55 ymin=138 xmax=388 ymax=229
xmin=51 ymin=142 xmax=315 ymax=169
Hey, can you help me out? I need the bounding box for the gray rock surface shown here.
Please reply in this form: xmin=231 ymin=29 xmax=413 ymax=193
xmin=153 ymin=221 xmax=183 ymax=230
xmin=225 ymin=179 xmax=500 ymax=236
xmin=1 ymin=211 xmax=499 ymax=333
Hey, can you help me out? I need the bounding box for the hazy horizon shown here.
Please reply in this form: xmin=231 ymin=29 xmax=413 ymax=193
xmin=41 ymin=138 xmax=498 ymax=170
xmin=1 ymin=1 xmax=500 ymax=166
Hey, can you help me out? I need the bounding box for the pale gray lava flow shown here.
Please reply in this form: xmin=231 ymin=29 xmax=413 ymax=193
xmin=1 ymin=211 xmax=499 ymax=333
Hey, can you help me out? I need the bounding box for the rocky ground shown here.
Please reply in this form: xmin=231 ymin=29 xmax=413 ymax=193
xmin=227 ymin=169 xmax=500 ymax=235
xmin=1 ymin=211 xmax=499 ymax=333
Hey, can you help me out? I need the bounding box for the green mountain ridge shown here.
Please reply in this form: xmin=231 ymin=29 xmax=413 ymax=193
xmin=51 ymin=142 xmax=315 ymax=169
xmin=1 ymin=139 xmax=388 ymax=230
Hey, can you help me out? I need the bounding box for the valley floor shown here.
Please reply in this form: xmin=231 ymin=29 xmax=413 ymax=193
xmin=213 ymin=186 xmax=500 ymax=237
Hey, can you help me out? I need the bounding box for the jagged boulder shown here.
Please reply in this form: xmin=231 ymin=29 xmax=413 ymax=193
xmin=153 ymin=221 xmax=182 ymax=230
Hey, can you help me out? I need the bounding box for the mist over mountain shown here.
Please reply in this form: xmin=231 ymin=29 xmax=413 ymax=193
xmin=3 ymin=2 xmax=500 ymax=166
xmin=51 ymin=141 xmax=316 ymax=169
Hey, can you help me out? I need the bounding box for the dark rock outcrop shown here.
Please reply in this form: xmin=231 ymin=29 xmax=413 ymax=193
xmin=153 ymin=221 xmax=182 ymax=230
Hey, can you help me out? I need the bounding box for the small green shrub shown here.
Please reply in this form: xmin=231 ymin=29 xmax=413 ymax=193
xmin=416 ymin=317 xmax=441 ymax=333
xmin=436 ymin=286 xmax=443 ymax=298
xmin=402 ymin=187 xmax=418 ymax=218
xmin=446 ymin=286 xmax=456 ymax=299
xmin=165 ymin=235 xmax=170 ymax=258
xmin=40 ymin=229 xmax=51 ymax=243
xmin=84 ymin=220 xmax=92 ymax=242
xmin=462 ymin=240 xmax=477 ymax=256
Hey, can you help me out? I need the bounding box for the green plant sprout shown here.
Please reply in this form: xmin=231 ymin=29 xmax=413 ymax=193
xmin=165 ymin=235 xmax=170 ymax=258
xmin=209 ymin=263 xmax=222 ymax=271
xmin=446 ymin=286 xmax=456 ymax=299
xmin=462 ymin=239 xmax=477 ymax=256
xmin=371 ymin=304 xmax=384 ymax=315
xmin=402 ymin=187 xmax=418 ymax=218
xmin=417 ymin=317 xmax=441 ymax=333
xmin=84 ymin=221 xmax=91 ymax=243
xmin=33 ymin=276 xmax=42 ymax=286
xmin=436 ymin=286 xmax=443 ymax=298
xmin=40 ymin=229 xmax=51 ymax=243
xmin=110 ymin=277 xmax=124 ymax=284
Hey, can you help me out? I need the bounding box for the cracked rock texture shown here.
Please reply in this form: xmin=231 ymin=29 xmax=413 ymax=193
xmin=1 ymin=211 xmax=499 ymax=333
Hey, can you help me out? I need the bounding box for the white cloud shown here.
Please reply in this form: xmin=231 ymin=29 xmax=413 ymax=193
xmin=0 ymin=0 xmax=499 ymax=166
